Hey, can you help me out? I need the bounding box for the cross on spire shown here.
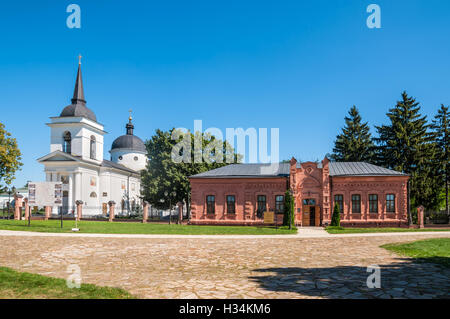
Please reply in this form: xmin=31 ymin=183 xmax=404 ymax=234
xmin=126 ymin=109 xmax=134 ymax=135
xmin=71 ymin=57 xmax=86 ymax=105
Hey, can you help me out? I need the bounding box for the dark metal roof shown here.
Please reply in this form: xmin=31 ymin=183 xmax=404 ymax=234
xmin=190 ymin=162 xmax=407 ymax=178
xmin=111 ymin=118 xmax=146 ymax=152
xmin=111 ymin=135 xmax=146 ymax=152
xmin=60 ymin=103 xmax=97 ymax=122
xmin=328 ymin=162 xmax=407 ymax=176
xmin=101 ymin=159 xmax=138 ymax=174
xmin=191 ymin=163 xmax=290 ymax=178
xmin=71 ymin=62 xmax=85 ymax=105
xmin=59 ymin=62 xmax=97 ymax=122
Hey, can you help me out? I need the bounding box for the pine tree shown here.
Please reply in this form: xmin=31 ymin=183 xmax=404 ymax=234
xmin=331 ymin=202 xmax=340 ymax=226
xmin=331 ymin=106 xmax=376 ymax=162
xmin=430 ymin=105 xmax=450 ymax=215
xmin=283 ymin=190 xmax=295 ymax=228
xmin=374 ymin=92 xmax=438 ymax=212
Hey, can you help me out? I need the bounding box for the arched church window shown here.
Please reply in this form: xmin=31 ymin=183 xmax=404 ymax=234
xmin=90 ymin=136 xmax=96 ymax=160
xmin=63 ymin=132 xmax=71 ymax=154
xmin=118 ymin=156 xmax=123 ymax=160
xmin=90 ymin=192 xmax=97 ymax=198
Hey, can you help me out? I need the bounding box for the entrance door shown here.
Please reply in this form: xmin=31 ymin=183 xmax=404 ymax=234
xmin=309 ymin=206 xmax=316 ymax=226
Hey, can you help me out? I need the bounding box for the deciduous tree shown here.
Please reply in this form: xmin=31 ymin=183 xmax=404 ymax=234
xmin=0 ymin=122 xmax=22 ymax=191
xmin=141 ymin=129 xmax=241 ymax=218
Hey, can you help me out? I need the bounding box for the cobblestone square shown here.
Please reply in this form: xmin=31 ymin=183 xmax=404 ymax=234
xmin=0 ymin=232 xmax=449 ymax=299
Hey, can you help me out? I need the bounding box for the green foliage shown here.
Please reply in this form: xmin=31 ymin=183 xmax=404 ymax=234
xmin=382 ymin=238 xmax=450 ymax=268
xmin=330 ymin=93 xmax=450 ymax=216
xmin=374 ymin=92 xmax=439 ymax=210
xmin=326 ymin=227 xmax=450 ymax=234
xmin=283 ymin=190 xmax=295 ymax=227
xmin=430 ymin=105 xmax=450 ymax=214
xmin=0 ymin=122 xmax=22 ymax=190
xmin=0 ymin=219 xmax=297 ymax=235
xmin=330 ymin=202 xmax=341 ymax=226
xmin=141 ymin=129 xmax=242 ymax=212
xmin=0 ymin=266 xmax=134 ymax=299
xmin=331 ymin=106 xmax=376 ymax=162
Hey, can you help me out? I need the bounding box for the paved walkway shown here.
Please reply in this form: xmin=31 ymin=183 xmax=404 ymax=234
xmin=1 ymin=230 xmax=449 ymax=299
xmin=0 ymin=228 xmax=449 ymax=239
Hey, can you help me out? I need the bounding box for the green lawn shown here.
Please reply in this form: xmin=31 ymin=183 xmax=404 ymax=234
xmin=381 ymin=238 xmax=450 ymax=268
xmin=325 ymin=226 xmax=450 ymax=234
xmin=0 ymin=219 xmax=297 ymax=235
xmin=0 ymin=266 xmax=133 ymax=299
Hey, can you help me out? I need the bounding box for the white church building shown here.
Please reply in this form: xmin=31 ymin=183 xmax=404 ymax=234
xmin=37 ymin=61 xmax=147 ymax=216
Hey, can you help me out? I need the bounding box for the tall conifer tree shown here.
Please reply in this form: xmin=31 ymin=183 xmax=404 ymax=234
xmin=374 ymin=92 xmax=438 ymax=211
xmin=331 ymin=106 xmax=375 ymax=162
xmin=430 ymin=105 xmax=450 ymax=214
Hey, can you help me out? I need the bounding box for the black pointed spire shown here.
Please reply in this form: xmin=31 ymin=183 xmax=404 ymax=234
xmin=71 ymin=55 xmax=86 ymax=105
xmin=126 ymin=109 xmax=134 ymax=135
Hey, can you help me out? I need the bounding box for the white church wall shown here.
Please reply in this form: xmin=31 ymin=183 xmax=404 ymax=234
xmin=79 ymin=168 xmax=100 ymax=216
xmin=50 ymin=125 xmax=83 ymax=155
xmin=79 ymin=127 xmax=104 ymax=162
xmin=49 ymin=118 xmax=105 ymax=162
xmin=110 ymin=149 xmax=147 ymax=171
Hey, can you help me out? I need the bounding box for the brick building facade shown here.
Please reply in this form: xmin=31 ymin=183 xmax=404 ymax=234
xmin=189 ymin=157 xmax=409 ymax=227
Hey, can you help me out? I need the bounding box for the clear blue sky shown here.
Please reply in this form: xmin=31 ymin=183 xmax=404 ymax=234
xmin=1 ymin=0 xmax=450 ymax=188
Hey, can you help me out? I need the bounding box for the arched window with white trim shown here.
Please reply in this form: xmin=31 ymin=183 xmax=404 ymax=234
xmin=90 ymin=135 xmax=96 ymax=159
xmin=63 ymin=131 xmax=71 ymax=154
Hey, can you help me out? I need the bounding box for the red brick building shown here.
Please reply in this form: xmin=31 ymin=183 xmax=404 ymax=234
xmin=189 ymin=157 xmax=409 ymax=227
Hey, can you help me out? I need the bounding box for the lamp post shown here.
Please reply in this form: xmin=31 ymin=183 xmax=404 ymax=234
xmin=159 ymin=199 xmax=164 ymax=221
xmin=164 ymin=191 xmax=176 ymax=225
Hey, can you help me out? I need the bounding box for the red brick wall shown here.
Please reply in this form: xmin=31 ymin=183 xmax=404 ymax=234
xmin=189 ymin=162 xmax=409 ymax=227
xmin=189 ymin=177 xmax=288 ymax=225
xmin=328 ymin=175 xmax=409 ymax=227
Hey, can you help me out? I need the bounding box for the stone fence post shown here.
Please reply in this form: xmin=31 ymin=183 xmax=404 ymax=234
xmin=108 ymin=201 xmax=116 ymax=222
xmin=14 ymin=194 xmax=23 ymax=220
xmin=177 ymin=202 xmax=183 ymax=225
xmin=142 ymin=201 xmax=149 ymax=223
xmin=76 ymin=200 xmax=83 ymax=221
xmin=44 ymin=206 xmax=51 ymax=220
xmin=24 ymin=198 xmax=29 ymax=220
xmin=417 ymin=205 xmax=424 ymax=229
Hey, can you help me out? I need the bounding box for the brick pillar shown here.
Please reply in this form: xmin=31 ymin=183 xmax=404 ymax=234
xmin=417 ymin=205 xmax=424 ymax=229
xmin=177 ymin=202 xmax=183 ymax=224
xmin=142 ymin=201 xmax=149 ymax=223
xmin=44 ymin=206 xmax=51 ymax=220
xmin=76 ymin=200 xmax=83 ymax=221
xmin=14 ymin=194 xmax=23 ymax=220
xmin=24 ymin=198 xmax=29 ymax=220
xmin=108 ymin=201 xmax=116 ymax=222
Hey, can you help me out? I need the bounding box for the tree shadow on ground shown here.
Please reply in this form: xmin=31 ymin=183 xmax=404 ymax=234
xmin=249 ymin=258 xmax=450 ymax=299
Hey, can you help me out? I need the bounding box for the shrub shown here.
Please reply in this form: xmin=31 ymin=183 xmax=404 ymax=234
xmin=331 ymin=202 xmax=341 ymax=227
xmin=283 ymin=190 xmax=295 ymax=227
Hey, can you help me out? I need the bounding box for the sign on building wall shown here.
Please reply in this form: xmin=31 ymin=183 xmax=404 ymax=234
xmin=28 ymin=182 xmax=63 ymax=207
xmin=263 ymin=211 xmax=275 ymax=224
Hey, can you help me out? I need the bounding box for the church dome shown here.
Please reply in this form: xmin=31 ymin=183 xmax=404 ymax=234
xmin=60 ymin=103 xmax=97 ymax=122
xmin=111 ymin=134 xmax=146 ymax=152
xmin=111 ymin=116 xmax=146 ymax=152
xmin=59 ymin=60 xmax=97 ymax=122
